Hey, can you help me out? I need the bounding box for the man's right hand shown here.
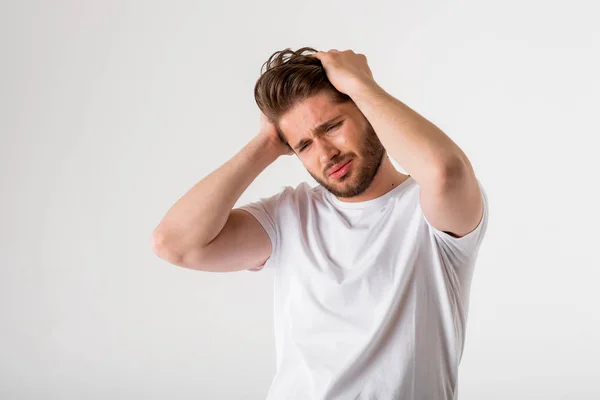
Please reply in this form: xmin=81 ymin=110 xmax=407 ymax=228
xmin=258 ymin=112 xmax=294 ymax=157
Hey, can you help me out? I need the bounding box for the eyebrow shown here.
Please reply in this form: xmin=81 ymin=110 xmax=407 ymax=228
xmin=293 ymin=114 xmax=344 ymax=151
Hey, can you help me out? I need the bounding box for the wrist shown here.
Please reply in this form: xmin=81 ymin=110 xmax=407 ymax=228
xmin=249 ymin=134 xmax=282 ymax=162
xmin=348 ymin=78 xmax=385 ymax=103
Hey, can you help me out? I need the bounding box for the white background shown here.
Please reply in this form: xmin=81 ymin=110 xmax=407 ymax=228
xmin=1 ymin=0 xmax=599 ymax=399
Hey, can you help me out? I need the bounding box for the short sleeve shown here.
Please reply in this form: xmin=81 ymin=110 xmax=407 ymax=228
xmin=419 ymin=179 xmax=490 ymax=266
xmin=237 ymin=186 xmax=290 ymax=271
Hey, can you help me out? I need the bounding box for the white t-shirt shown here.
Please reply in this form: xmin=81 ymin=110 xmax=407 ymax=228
xmin=239 ymin=175 xmax=489 ymax=400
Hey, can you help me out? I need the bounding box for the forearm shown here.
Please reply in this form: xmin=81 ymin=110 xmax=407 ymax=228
xmin=152 ymin=134 xmax=280 ymax=258
xmin=349 ymin=81 xmax=469 ymax=187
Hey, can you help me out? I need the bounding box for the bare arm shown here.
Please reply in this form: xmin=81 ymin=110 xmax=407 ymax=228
xmin=151 ymin=114 xmax=292 ymax=268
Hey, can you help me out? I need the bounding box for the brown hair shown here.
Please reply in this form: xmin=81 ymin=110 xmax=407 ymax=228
xmin=254 ymin=47 xmax=352 ymax=149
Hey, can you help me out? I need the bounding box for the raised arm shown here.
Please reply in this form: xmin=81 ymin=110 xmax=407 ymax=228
xmin=151 ymin=113 xmax=292 ymax=272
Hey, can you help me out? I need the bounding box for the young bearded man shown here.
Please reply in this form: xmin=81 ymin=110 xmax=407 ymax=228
xmin=152 ymin=47 xmax=490 ymax=400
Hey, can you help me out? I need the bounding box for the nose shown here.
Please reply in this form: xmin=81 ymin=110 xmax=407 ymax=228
xmin=316 ymin=138 xmax=340 ymax=165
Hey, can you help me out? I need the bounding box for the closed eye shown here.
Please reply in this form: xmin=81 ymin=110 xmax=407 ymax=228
xmin=299 ymin=122 xmax=343 ymax=152
xmin=327 ymin=121 xmax=343 ymax=132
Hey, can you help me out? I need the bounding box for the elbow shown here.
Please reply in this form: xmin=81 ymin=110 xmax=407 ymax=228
xmin=151 ymin=230 xmax=207 ymax=270
xmin=151 ymin=230 xmax=182 ymax=265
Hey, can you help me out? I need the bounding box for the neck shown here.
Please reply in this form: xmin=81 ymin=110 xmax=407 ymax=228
xmin=339 ymin=154 xmax=409 ymax=203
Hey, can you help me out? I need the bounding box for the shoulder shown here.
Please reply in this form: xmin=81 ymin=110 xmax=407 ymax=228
xmin=266 ymin=181 xmax=319 ymax=210
xmin=286 ymin=181 xmax=321 ymax=199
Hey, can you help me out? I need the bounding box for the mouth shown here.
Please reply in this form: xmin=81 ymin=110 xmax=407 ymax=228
xmin=328 ymin=159 xmax=353 ymax=179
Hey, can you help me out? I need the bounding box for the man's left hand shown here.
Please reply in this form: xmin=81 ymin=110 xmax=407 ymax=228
xmin=311 ymin=49 xmax=378 ymax=98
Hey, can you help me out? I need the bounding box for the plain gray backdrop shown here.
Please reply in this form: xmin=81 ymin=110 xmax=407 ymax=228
xmin=1 ymin=0 xmax=599 ymax=399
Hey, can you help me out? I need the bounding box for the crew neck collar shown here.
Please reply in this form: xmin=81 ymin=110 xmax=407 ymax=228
xmin=323 ymin=175 xmax=413 ymax=209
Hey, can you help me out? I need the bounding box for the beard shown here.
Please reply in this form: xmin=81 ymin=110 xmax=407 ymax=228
xmin=308 ymin=120 xmax=386 ymax=198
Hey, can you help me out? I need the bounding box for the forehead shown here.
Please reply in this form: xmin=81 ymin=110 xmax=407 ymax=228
xmin=279 ymin=92 xmax=346 ymax=139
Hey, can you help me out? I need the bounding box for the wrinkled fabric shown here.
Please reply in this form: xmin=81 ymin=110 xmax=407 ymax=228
xmin=239 ymin=176 xmax=489 ymax=400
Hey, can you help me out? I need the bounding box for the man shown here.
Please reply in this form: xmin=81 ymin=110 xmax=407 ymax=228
xmin=152 ymin=47 xmax=489 ymax=400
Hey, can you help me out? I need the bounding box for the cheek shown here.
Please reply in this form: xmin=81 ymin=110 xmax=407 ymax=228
xmin=331 ymin=133 xmax=348 ymax=148
xmin=301 ymin=160 xmax=316 ymax=173
xmin=338 ymin=134 xmax=357 ymax=153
